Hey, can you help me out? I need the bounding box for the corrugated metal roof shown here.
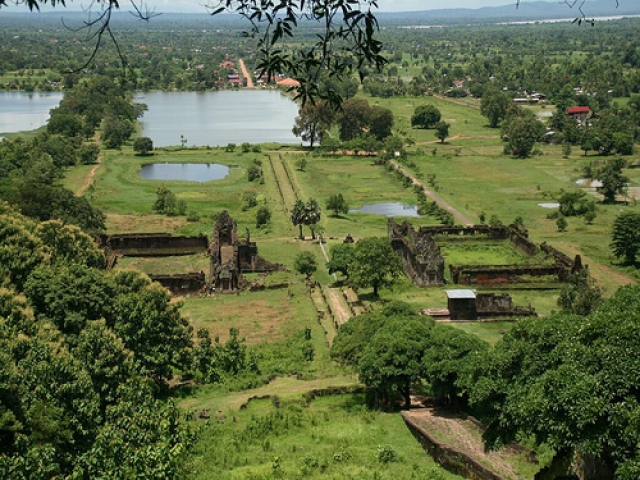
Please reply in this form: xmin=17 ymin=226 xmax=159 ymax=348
xmin=446 ymin=289 xmax=476 ymax=299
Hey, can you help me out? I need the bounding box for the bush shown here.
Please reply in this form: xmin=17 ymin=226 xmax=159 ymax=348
xmin=247 ymin=164 xmax=262 ymax=182
xmin=256 ymin=206 xmax=271 ymax=228
xmin=376 ymin=445 xmax=398 ymax=463
xmin=242 ymin=190 xmax=258 ymax=210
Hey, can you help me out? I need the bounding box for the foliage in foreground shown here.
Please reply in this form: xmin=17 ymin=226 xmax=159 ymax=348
xmin=472 ymin=285 xmax=640 ymax=479
xmin=0 ymin=204 xmax=195 ymax=478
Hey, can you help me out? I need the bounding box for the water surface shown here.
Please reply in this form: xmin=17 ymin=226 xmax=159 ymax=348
xmin=0 ymin=91 xmax=63 ymax=133
xmin=349 ymin=202 xmax=421 ymax=217
xmin=136 ymin=90 xmax=299 ymax=147
xmin=139 ymin=163 xmax=229 ymax=182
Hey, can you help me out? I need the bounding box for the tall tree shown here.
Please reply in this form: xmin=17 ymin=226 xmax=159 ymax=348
xmin=502 ymin=109 xmax=544 ymax=158
xmin=596 ymin=158 xmax=629 ymax=203
xmin=610 ymin=211 xmax=640 ymax=264
xmin=114 ymin=284 xmax=193 ymax=384
xmin=339 ymin=98 xmax=371 ymax=141
xmin=291 ymin=199 xmax=306 ymax=240
xmin=411 ymin=104 xmax=441 ymax=129
xmin=326 ymin=193 xmax=349 ymax=217
xmin=369 ymin=105 xmax=394 ymax=141
xmin=350 ymin=237 xmax=402 ymax=297
xmin=294 ymin=251 xmax=317 ymax=280
xmin=434 ymin=120 xmax=450 ymax=143
xmin=481 ymin=89 xmax=510 ymax=128
xmin=358 ymin=316 xmax=432 ymax=409
xmin=292 ymin=101 xmax=335 ymax=148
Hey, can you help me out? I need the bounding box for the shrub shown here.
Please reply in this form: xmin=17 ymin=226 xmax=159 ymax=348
xmin=376 ymin=445 xmax=398 ymax=463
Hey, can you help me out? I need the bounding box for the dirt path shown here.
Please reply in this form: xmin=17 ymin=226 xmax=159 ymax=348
xmin=327 ymin=288 xmax=351 ymax=326
xmin=405 ymin=408 xmax=531 ymax=480
xmin=390 ymin=160 xmax=474 ymax=226
xmin=238 ymin=58 xmax=254 ymax=88
xmin=555 ymin=241 xmax=637 ymax=291
xmin=433 ymin=94 xmax=481 ymax=110
xmin=75 ymin=155 xmax=102 ymax=197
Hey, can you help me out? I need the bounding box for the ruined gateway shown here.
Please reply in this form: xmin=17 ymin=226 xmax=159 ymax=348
xmin=388 ymin=219 xmax=445 ymax=287
xmin=209 ymin=210 xmax=280 ymax=292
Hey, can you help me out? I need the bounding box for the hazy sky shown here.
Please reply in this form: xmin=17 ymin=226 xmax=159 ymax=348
xmin=36 ymin=0 xmax=551 ymax=14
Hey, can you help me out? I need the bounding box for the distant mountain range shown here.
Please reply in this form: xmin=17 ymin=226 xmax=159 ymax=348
xmin=376 ymin=1 xmax=640 ymax=26
xmin=2 ymin=2 xmax=640 ymax=29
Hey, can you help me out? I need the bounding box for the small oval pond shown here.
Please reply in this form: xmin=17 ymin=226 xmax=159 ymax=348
xmin=139 ymin=163 xmax=229 ymax=183
xmin=349 ymin=202 xmax=421 ymax=218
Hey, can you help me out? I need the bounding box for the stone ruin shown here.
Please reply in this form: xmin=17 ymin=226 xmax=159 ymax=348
xmin=388 ymin=219 xmax=445 ymax=286
xmin=424 ymin=290 xmax=536 ymax=321
xmin=209 ymin=210 xmax=281 ymax=293
xmin=390 ymin=221 xmax=585 ymax=288
xmin=98 ymin=211 xmax=280 ymax=294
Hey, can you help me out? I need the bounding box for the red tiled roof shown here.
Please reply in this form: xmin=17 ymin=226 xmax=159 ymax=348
xmin=566 ymin=106 xmax=590 ymax=115
xmin=276 ymin=77 xmax=300 ymax=87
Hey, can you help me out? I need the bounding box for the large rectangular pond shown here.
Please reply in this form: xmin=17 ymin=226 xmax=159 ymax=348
xmin=135 ymin=90 xmax=300 ymax=147
xmin=0 ymin=91 xmax=63 ymax=134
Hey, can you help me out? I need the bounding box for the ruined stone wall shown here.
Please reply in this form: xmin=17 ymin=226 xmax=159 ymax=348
xmin=148 ymin=272 xmax=206 ymax=294
xmin=389 ymin=220 xmax=445 ymax=286
xmin=476 ymin=293 xmax=512 ymax=313
xmin=99 ymin=233 xmax=209 ymax=256
xmin=402 ymin=413 xmax=507 ymax=480
xmin=450 ymin=264 xmax=563 ymax=285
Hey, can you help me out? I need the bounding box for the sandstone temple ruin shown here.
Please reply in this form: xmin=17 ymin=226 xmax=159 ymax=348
xmin=99 ymin=211 xmax=280 ymax=294
xmin=388 ymin=220 xmax=445 ymax=287
xmin=209 ymin=210 xmax=280 ymax=293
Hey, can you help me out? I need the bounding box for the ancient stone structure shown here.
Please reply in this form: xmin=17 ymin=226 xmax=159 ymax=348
xmin=209 ymin=210 xmax=280 ymax=293
xmin=388 ymin=219 xmax=445 ymax=287
xmin=98 ymin=233 xmax=209 ymax=256
xmin=426 ymin=290 xmax=536 ymax=321
xmin=415 ymin=224 xmax=584 ymax=286
xmin=148 ymin=272 xmax=206 ymax=295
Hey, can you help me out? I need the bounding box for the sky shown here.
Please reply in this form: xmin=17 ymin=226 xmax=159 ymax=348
xmin=32 ymin=0 xmax=555 ymax=14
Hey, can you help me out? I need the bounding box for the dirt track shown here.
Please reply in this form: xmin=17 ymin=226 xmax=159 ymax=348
xmin=76 ymin=154 xmax=102 ymax=197
xmin=238 ymin=58 xmax=253 ymax=88
xmin=390 ymin=160 xmax=474 ymax=226
xmin=405 ymin=408 xmax=532 ymax=480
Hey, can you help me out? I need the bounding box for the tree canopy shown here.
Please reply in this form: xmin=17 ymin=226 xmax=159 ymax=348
xmin=471 ymin=286 xmax=640 ymax=478
xmin=349 ymin=237 xmax=402 ymax=297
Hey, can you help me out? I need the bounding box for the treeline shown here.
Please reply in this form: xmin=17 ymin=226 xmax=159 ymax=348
xmin=375 ymin=20 xmax=640 ymax=100
xmin=0 ymin=75 xmax=147 ymax=233
xmin=331 ymin=288 xmax=640 ymax=479
xmin=0 ymin=14 xmax=253 ymax=91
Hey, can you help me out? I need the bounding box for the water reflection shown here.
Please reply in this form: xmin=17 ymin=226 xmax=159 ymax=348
xmin=349 ymin=202 xmax=421 ymax=217
xmin=0 ymin=92 xmax=64 ymax=133
xmin=139 ymin=163 xmax=230 ymax=183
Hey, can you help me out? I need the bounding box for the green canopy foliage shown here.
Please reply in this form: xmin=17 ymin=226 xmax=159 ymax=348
xmin=471 ymin=286 xmax=640 ymax=477
xmin=349 ymin=237 xmax=402 ymax=297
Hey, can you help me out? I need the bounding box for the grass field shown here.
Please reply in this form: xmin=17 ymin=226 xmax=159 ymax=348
xmin=186 ymin=393 xmax=464 ymax=480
